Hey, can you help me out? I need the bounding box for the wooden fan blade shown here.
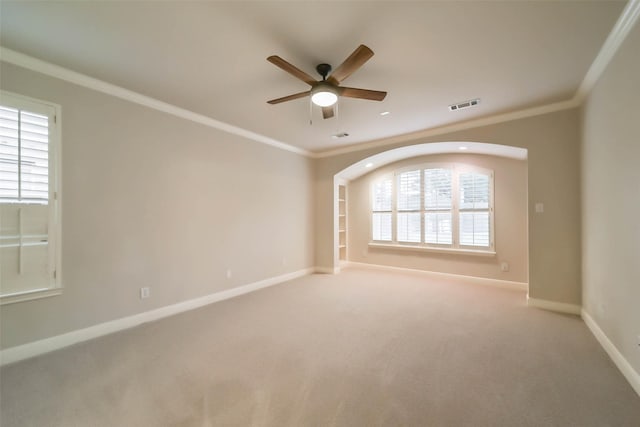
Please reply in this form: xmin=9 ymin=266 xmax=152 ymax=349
xmin=267 ymin=55 xmax=317 ymax=86
xmin=340 ymin=87 xmax=387 ymax=101
xmin=322 ymin=106 xmax=335 ymax=119
xmin=327 ymin=45 xmax=374 ymax=85
xmin=267 ymin=90 xmax=310 ymax=105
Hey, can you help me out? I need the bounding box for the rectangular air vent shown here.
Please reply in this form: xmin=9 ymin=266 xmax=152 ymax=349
xmin=449 ymin=98 xmax=480 ymax=111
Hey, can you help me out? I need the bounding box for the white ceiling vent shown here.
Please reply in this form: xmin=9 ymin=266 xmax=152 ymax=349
xmin=449 ymin=98 xmax=480 ymax=111
xmin=332 ymin=132 xmax=350 ymax=139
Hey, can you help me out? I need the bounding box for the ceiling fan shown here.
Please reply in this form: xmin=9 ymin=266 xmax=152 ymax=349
xmin=266 ymin=44 xmax=387 ymax=119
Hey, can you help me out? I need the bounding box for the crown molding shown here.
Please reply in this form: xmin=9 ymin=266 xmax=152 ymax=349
xmin=311 ymin=98 xmax=579 ymax=158
xmin=574 ymin=0 xmax=640 ymax=103
xmin=0 ymin=47 xmax=311 ymax=157
xmin=2 ymin=45 xmax=578 ymax=160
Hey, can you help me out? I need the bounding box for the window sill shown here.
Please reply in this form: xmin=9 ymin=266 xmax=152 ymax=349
xmin=368 ymin=242 xmax=496 ymax=257
xmin=1 ymin=287 xmax=63 ymax=305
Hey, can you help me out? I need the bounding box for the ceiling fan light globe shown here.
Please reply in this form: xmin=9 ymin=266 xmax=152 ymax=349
xmin=311 ymin=91 xmax=338 ymax=107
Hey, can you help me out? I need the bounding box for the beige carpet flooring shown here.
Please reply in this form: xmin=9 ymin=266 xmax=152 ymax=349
xmin=1 ymin=267 xmax=639 ymax=426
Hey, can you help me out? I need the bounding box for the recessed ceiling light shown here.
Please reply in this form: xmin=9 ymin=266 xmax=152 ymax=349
xmin=365 ymin=162 xmax=374 ymax=168
xmin=459 ymin=146 xmax=468 ymax=150
xmin=380 ymin=111 xmax=390 ymax=116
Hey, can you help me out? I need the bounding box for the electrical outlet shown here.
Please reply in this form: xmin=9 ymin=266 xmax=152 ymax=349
xmin=140 ymin=287 xmax=150 ymax=299
xmin=637 ymin=335 xmax=640 ymax=348
xmin=501 ymin=262 xmax=510 ymax=272
xmin=226 ymin=269 xmax=232 ymax=279
xmin=281 ymin=257 xmax=287 ymax=267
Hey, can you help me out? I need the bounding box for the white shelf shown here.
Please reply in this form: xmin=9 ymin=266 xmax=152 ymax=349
xmin=338 ymin=184 xmax=347 ymax=261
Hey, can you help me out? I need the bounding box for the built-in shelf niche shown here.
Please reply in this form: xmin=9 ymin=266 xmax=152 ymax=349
xmin=338 ymin=184 xmax=347 ymax=262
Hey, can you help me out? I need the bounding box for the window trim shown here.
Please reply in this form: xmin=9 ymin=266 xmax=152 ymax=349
xmin=369 ymin=162 xmax=495 ymax=255
xmin=1 ymin=91 xmax=62 ymax=305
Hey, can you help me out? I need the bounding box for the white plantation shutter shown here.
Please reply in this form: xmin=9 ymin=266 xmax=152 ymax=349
xmin=460 ymin=172 xmax=489 ymax=210
xmin=372 ymin=178 xmax=392 ymax=241
xmin=424 ymin=168 xmax=452 ymax=244
xmin=425 ymin=212 xmax=452 ymax=245
xmin=369 ymin=163 xmax=493 ymax=252
xmin=1 ymin=93 xmax=59 ymax=302
xmin=372 ymin=213 xmax=392 ymax=241
xmin=397 ymin=170 xmax=421 ymax=242
xmin=372 ymin=178 xmax=392 ymax=211
xmin=460 ymin=212 xmax=490 ymax=246
xmin=459 ymin=172 xmax=491 ymax=247
xmin=0 ymin=106 xmax=49 ymax=203
xmin=424 ymin=168 xmax=451 ymax=209
xmin=397 ymin=170 xmax=421 ymax=211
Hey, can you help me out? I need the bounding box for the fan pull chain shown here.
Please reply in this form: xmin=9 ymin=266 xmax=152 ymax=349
xmin=309 ymin=97 xmax=313 ymax=125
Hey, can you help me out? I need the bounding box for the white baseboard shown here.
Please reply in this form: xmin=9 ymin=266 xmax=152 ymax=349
xmin=315 ymin=266 xmax=340 ymax=274
xmin=526 ymin=295 xmax=582 ymax=315
xmin=0 ymin=268 xmax=314 ymax=366
xmin=346 ymin=261 xmax=528 ymax=291
xmin=582 ymin=310 xmax=640 ymax=397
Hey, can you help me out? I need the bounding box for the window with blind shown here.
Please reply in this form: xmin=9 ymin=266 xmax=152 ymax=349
xmin=0 ymin=92 xmax=61 ymax=304
xmin=371 ymin=164 xmax=494 ymax=253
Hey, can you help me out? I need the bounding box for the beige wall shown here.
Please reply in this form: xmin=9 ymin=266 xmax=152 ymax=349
xmin=316 ymin=108 xmax=582 ymax=305
xmin=581 ymin=21 xmax=640 ymax=374
xmin=347 ymin=153 xmax=528 ymax=283
xmin=0 ymin=62 xmax=315 ymax=349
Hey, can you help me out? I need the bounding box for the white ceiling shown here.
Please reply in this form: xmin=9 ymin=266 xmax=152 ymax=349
xmin=0 ymin=1 xmax=626 ymax=154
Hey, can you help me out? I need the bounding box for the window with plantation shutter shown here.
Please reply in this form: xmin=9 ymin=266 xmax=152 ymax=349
xmin=371 ymin=177 xmax=392 ymax=241
xmin=0 ymin=92 xmax=61 ymax=304
xmin=370 ymin=163 xmax=493 ymax=254
xmin=459 ymin=172 xmax=491 ymax=247
xmin=0 ymin=106 xmax=50 ymax=203
xmin=424 ymin=168 xmax=452 ymax=245
xmin=397 ymin=170 xmax=421 ymax=243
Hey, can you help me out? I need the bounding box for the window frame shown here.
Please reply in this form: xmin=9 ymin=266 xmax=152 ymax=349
xmin=1 ymin=91 xmax=62 ymax=304
xmin=369 ymin=162 xmax=495 ymax=256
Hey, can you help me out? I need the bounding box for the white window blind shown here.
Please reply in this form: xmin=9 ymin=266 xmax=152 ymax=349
xmin=0 ymin=106 xmax=49 ymax=203
xmin=372 ymin=178 xmax=392 ymax=241
xmin=397 ymin=170 xmax=421 ymax=242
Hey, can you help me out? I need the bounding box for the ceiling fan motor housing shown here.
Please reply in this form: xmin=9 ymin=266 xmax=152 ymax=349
xmin=316 ymin=63 xmax=332 ymax=80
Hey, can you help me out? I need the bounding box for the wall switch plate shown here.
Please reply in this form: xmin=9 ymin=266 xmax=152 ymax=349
xmin=535 ymin=203 xmax=544 ymax=213
xmin=140 ymin=287 xmax=150 ymax=299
